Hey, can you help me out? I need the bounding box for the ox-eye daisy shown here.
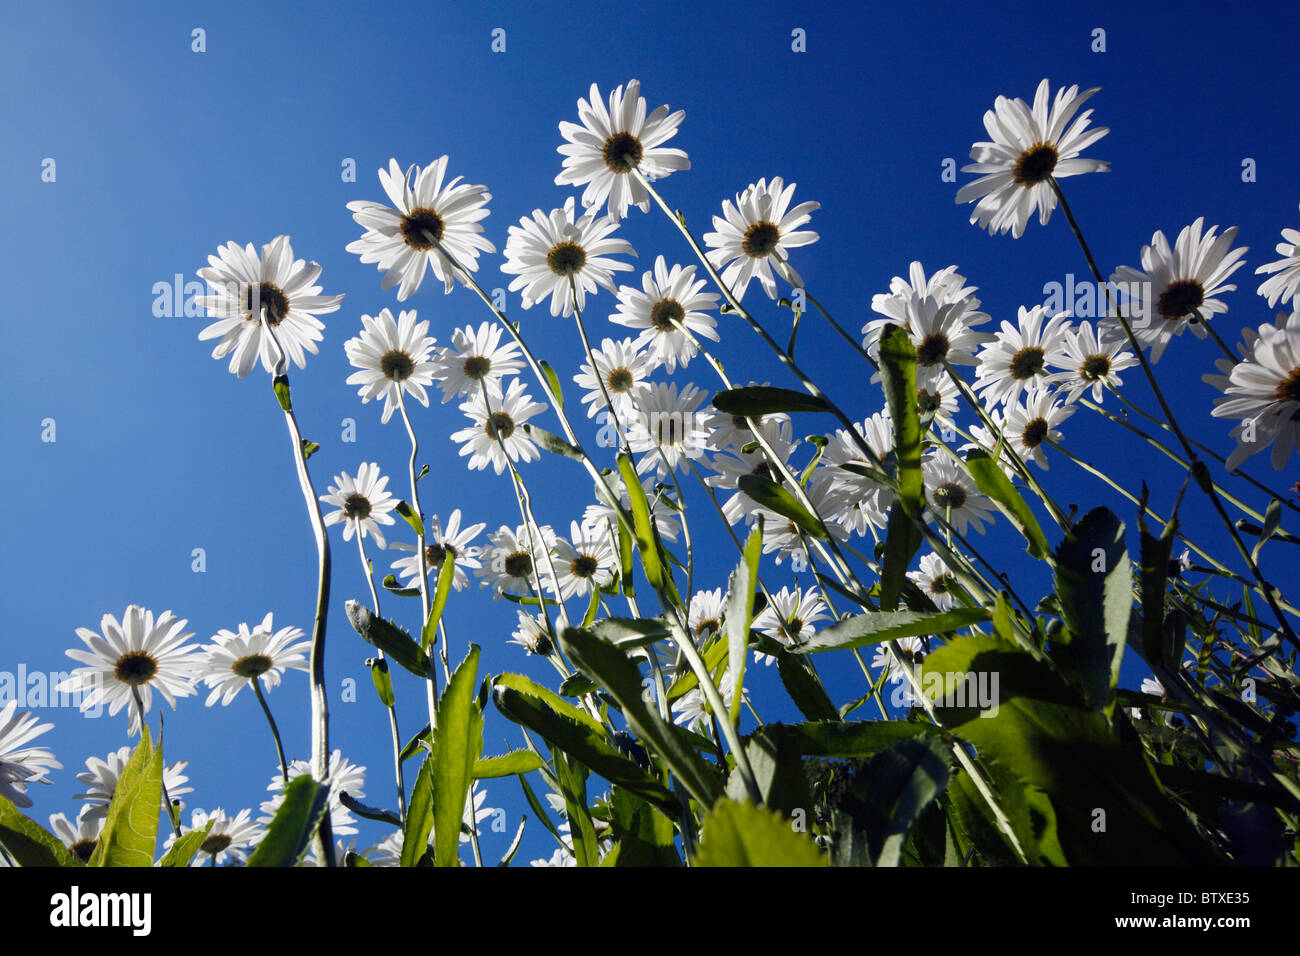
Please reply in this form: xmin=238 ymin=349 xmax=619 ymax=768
xmin=320 ymin=463 xmax=398 ymax=549
xmin=197 ymin=613 xmax=311 ymax=707
xmin=344 ymin=308 xmax=438 ymax=423
xmin=703 ymin=177 xmax=818 ymax=301
xmin=609 ymin=257 xmax=719 ymax=372
xmin=1212 ymin=311 xmax=1300 ymax=471
xmin=451 ymin=379 xmax=546 ymax=475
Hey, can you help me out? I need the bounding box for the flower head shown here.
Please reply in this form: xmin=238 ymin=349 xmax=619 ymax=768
xmin=703 ymin=177 xmax=818 ymax=300
xmin=973 ymin=305 xmax=1073 ymax=407
xmin=1045 ymin=319 xmax=1138 ymax=403
xmin=450 ymin=379 xmax=547 ymax=474
xmin=432 ymin=322 xmax=524 ymax=403
xmin=609 ymin=257 xmax=719 ymax=372
xmin=1110 ymin=218 xmax=1248 ymax=363
xmin=346 ymin=157 xmax=495 ymax=300
xmin=75 ymin=746 xmax=192 ymax=821
xmin=556 ymin=79 xmax=690 ymax=221
xmin=196 ymin=613 xmax=311 ymax=707
xmin=344 ymin=308 xmax=438 ymax=423
xmin=196 ymin=235 xmax=344 ymax=378
xmin=320 ymin=463 xmax=398 ymax=548
xmin=49 ymin=807 xmax=103 ymax=863
xmin=57 ymin=606 xmax=201 ymax=736
xmin=165 ymin=807 xmax=264 ymax=867
xmin=0 ymin=701 xmax=60 ymax=808
xmin=625 ymin=381 xmax=710 ymax=477
xmin=1255 ymin=204 xmax=1300 ymax=309
xmin=501 ymin=197 xmax=635 ymax=317
xmin=955 ymin=79 xmax=1110 ymax=238
xmin=389 ymin=509 xmax=486 ymax=592
xmin=1211 ymin=310 xmax=1300 ymax=471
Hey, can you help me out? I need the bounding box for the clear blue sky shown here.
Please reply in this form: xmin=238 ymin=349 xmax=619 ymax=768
xmin=2 ymin=0 xmax=1296 ymax=864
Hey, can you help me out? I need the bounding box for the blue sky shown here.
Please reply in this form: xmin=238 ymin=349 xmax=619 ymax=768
xmin=1 ymin=0 xmax=1297 ymax=864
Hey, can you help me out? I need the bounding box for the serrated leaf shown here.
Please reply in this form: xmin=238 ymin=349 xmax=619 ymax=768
xmin=712 ymin=386 xmax=832 ymax=416
xmin=402 ymin=755 xmax=435 ymax=867
xmin=246 ymin=775 xmax=329 ymax=867
xmin=494 ymin=672 xmax=606 ymax=735
xmin=694 ymin=798 xmax=827 ymax=867
xmin=368 ymin=657 xmax=395 ymax=708
xmin=156 ymin=820 xmax=213 ymax=868
xmin=1052 ymin=507 xmax=1130 ymax=714
xmin=791 ymin=606 xmax=990 ymax=653
xmin=774 ymin=650 xmax=839 ymax=721
xmin=589 ymin=616 xmax=671 ymax=648
xmin=737 ymin=474 xmax=828 ymax=538
xmin=400 ymin=723 xmax=431 ymax=762
xmin=346 ymin=600 xmax=431 ymax=678
xmin=473 ymin=750 xmax=546 ymax=778
xmin=965 ymin=449 xmax=1049 ymax=559
xmin=880 ymin=503 xmax=923 ymax=612
xmin=0 ymin=795 xmax=82 ymax=867
xmin=557 ymin=627 xmax=724 ymax=809
xmin=431 ymin=646 xmax=483 ymax=867
xmin=522 ymin=423 xmax=585 ymax=461
xmin=89 ymin=727 xmax=162 ymax=867
xmin=879 ymin=326 xmax=922 ymax=510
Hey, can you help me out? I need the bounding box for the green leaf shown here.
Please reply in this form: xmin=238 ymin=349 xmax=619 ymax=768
xmin=273 ymin=374 xmax=291 ymax=411
xmin=402 ymin=755 xmax=435 ymax=867
xmin=300 ymin=439 xmax=319 ymax=461
xmin=1139 ymin=525 xmax=1174 ymax=669
xmin=338 ymin=792 xmax=401 ymax=826
xmin=879 ymin=326 xmax=922 ymax=511
xmin=1251 ymin=497 xmax=1282 ymax=563
xmin=494 ymin=672 xmax=606 ymax=736
xmin=791 ymin=606 xmax=990 ymax=654
xmin=559 ymin=672 xmax=599 ymax=697
xmin=522 ymin=423 xmax=585 ymax=462
xmin=765 ymin=719 xmax=941 ymax=757
xmin=1052 ymin=507 xmax=1130 ymax=714
xmin=345 ymin=600 xmax=432 ymax=678
xmin=474 ymin=750 xmax=546 ymax=779
xmin=246 ymin=775 xmax=330 ymax=867
xmin=737 ymin=474 xmax=828 ymax=538
xmin=540 ymin=359 xmax=564 ymax=409
xmin=395 ymin=500 xmax=426 ymax=538
xmin=727 ymin=527 xmax=762 ymax=725
xmin=421 ymin=558 xmax=455 ymax=652
xmin=712 ymin=386 xmax=832 ymax=417
xmin=774 ymin=650 xmax=839 ymax=721
xmin=555 ymin=753 xmax=599 ymax=867
xmin=0 ymin=795 xmax=82 ymax=867
xmin=399 ymin=723 xmax=431 ymax=762
xmin=965 ymin=449 xmax=1049 ymax=559
xmin=431 ymin=645 xmax=484 ymax=867
xmin=726 ymin=726 xmax=812 ymax=819
xmin=492 ymin=685 xmax=679 ymax=817
xmin=589 ymin=616 xmax=671 ymax=648
xmin=880 ymin=503 xmax=923 ymax=612
xmin=609 ymin=787 xmax=681 ymax=867
xmin=156 ymin=820 xmax=213 ymax=868
xmin=693 ymin=798 xmax=827 ymax=867
xmin=381 ymin=574 xmax=421 ymax=597
xmin=368 ymin=657 xmax=395 ymax=708
xmin=616 ymin=453 xmax=680 ymax=604
xmin=556 ymin=627 xmax=724 ymax=809
xmin=89 ymin=726 xmax=163 ymax=867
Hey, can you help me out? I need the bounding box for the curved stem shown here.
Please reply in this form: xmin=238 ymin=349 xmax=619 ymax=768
xmin=396 ymin=391 xmax=441 ymax=728
xmin=252 ymin=678 xmax=290 ymax=787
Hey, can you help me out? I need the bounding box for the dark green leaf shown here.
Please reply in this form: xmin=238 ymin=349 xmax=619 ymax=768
xmin=791 ymin=606 xmax=990 ymax=653
xmin=246 ymin=775 xmax=329 ymax=867
xmin=693 ymin=798 xmax=827 ymax=867
xmin=345 ymin=600 xmax=432 ymax=678
xmin=395 ymin=499 xmax=425 ymax=538
xmin=712 ymin=386 xmax=831 ymax=417
xmin=965 ymin=449 xmax=1049 ymax=559
xmin=737 ymin=474 xmax=828 ymax=538
xmin=522 ymin=423 xmax=585 ymax=462
xmin=0 ymin=795 xmax=82 ymax=867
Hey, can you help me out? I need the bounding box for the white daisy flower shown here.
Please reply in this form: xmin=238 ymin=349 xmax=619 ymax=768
xmin=75 ymin=747 xmax=192 ymax=822
xmin=509 ymin=611 xmax=554 ymax=657
xmin=1045 ymin=319 xmax=1139 ymax=403
xmin=432 ymin=322 xmax=525 ymax=404
xmin=1110 ymin=218 xmax=1248 ymax=364
xmin=56 ymin=606 xmax=201 ymax=736
xmin=908 ymin=554 xmax=957 ymax=610
xmin=344 ymin=308 xmax=438 ymax=423
xmin=461 ymin=781 xmax=495 ymax=844
xmin=922 ymin=457 xmax=997 ymax=536
xmin=551 ymin=521 xmax=616 ymax=601
xmin=530 ymin=846 xmax=578 ymax=867
xmin=1211 ymin=310 xmax=1300 ymax=471
xmin=865 ymin=262 xmax=985 ymax=350
xmin=367 ymin=830 xmax=405 ymax=867
xmin=260 ymin=751 xmax=364 ymax=837
xmin=165 ymin=808 xmax=264 ymax=867
xmin=687 ymin=588 xmax=727 ymax=644
xmin=196 ymin=613 xmax=311 ymax=707
xmin=626 ymin=381 xmax=710 ymax=477
xmin=48 ymin=806 xmax=103 ymax=863
xmin=752 ymin=587 xmax=830 ymax=665
xmin=450 ymin=379 xmax=547 ymax=475
xmin=475 ymin=524 xmax=558 ymax=597
xmin=703 ymin=177 xmax=818 ymax=301
xmin=1255 ymin=204 xmax=1300 ymax=308
xmin=917 ymin=365 xmax=962 ymax=429
xmin=501 ymin=197 xmax=635 ymax=317
xmin=0 ymin=701 xmax=60 ymax=808
xmin=973 ymin=305 xmax=1073 ymax=407
xmin=389 ymin=509 xmax=485 ymax=592
xmin=320 ymin=462 xmax=398 ymax=549
xmin=955 ymin=78 xmax=1110 ymax=238
xmin=813 ymin=411 xmax=897 ymax=536
xmin=1002 ymin=387 xmax=1075 ymax=469
xmin=346 ymin=157 xmax=495 ymax=301
xmin=704 ymin=417 xmax=801 ymax=526
xmin=196 ymin=235 xmax=345 ymax=378
xmin=555 ymin=79 xmax=690 ymax=221
xmin=609 ymin=256 xmax=720 ymax=372
xmin=871 ymin=637 xmax=927 ymax=684
xmin=573 ymin=337 xmax=660 ymax=421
